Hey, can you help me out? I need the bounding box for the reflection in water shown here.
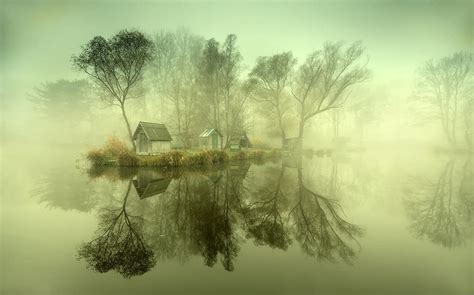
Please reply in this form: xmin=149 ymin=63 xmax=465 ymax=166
xmin=77 ymin=180 xmax=156 ymax=278
xmin=243 ymin=166 xmax=290 ymax=250
xmin=75 ymin=159 xmax=364 ymax=277
xmin=290 ymin=168 xmax=363 ymax=263
xmin=34 ymin=166 xmax=97 ymax=212
xmin=133 ymin=170 xmax=171 ymax=199
xmin=404 ymin=157 xmax=473 ymax=248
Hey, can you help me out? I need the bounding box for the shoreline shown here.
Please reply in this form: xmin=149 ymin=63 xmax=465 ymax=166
xmin=87 ymin=149 xmax=282 ymax=168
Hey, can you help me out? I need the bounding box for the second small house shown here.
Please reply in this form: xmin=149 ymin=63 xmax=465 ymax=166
xmin=229 ymin=132 xmax=252 ymax=150
xmin=133 ymin=121 xmax=172 ymax=154
xmin=199 ymin=128 xmax=223 ymax=150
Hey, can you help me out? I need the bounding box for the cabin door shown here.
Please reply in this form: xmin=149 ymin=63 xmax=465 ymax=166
xmin=212 ymin=134 xmax=218 ymax=149
xmin=139 ymin=133 xmax=148 ymax=153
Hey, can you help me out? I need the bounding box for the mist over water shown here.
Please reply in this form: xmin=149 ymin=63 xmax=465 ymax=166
xmin=1 ymin=1 xmax=473 ymax=294
xmin=1 ymin=145 xmax=472 ymax=294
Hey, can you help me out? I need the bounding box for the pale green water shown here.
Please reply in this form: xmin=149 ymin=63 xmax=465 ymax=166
xmin=1 ymin=144 xmax=472 ymax=295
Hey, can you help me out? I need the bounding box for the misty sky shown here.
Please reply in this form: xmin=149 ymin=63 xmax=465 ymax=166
xmin=0 ymin=0 xmax=472 ymax=140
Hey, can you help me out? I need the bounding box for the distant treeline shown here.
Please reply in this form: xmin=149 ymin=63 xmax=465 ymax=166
xmin=31 ymin=28 xmax=473 ymax=151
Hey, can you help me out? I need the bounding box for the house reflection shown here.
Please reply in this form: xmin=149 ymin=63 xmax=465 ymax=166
xmin=133 ymin=170 xmax=171 ymax=199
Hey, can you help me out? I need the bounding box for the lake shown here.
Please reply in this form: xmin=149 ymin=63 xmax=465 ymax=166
xmin=1 ymin=144 xmax=472 ymax=295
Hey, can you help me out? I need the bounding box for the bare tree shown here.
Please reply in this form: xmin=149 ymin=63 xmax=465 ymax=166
xmin=248 ymin=52 xmax=297 ymax=147
xmin=291 ymin=42 xmax=369 ymax=148
xmin=463 ymin=86 xmax=474 ymax=150
xmin=330 ymin=108 xmax=344 ymax=139
xmin=72 ymin=30 xmax=155 ymax=150
xmin=221 ymin=34 xmax=243 ymax=146
xmin=152 ymin=29 xmax=204 ymax=147
xmin=415 ymin=52 xmax=473 ymax=149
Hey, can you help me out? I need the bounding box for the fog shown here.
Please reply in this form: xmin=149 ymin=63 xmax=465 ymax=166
xmin=1 ymin=0 xmax=472 ymax=151
xmin=1 ymin=2 xmax=473 ymax=293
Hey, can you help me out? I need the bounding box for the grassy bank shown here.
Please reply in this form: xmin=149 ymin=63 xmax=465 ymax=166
xmin=86 ymin=139 xmax=281 ymax=168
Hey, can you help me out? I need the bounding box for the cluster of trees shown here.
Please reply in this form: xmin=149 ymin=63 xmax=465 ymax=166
xmin=68 ymin=29 xmax=370 ymax=151
xmin=31 ymin=28 xmax=471 ymax=151
xmin=415 ymin=52 xmax=473 ymax=150
xmin=150 ymin=29 xmax=251 ymax=148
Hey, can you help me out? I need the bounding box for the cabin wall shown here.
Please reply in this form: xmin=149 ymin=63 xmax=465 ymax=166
xmin=150 ymin=141 xmax=171 ymax=153
xmin=199 ymin=137 xmax=210 ymax=149
xmin=199 ymin=134 xmax=223 ymax=150
xmin=135 ymin=129 xmax=149 ymax=155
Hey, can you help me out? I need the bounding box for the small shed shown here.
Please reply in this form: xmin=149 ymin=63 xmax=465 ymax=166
xmin=229 ymin=133 xmax=252 ymax=150
xmin=133 ymin=121 xmax=172 ymax=154
xmin=199 ymin=128 xmax=223 ymax=150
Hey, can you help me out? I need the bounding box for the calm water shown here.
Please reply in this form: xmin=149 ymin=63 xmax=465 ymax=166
xmin=1 ymin=145 xmax=472 ymax=295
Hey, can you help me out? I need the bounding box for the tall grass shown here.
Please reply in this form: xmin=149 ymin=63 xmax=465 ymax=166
xmin=86 ymin=136 xmax=133 ymax=166
xmin=87 ymin=143 xmax=281 ymax=167
xmin=117 ymin=150 xmax=139 ymax=167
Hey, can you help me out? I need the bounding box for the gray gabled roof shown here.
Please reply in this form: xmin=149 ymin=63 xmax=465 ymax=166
xmin=133 ymin=121 xmax=172 ymax=141
xmin=199 ymin=128 xmax=223 ymax=138
xmin=133 ymin=178 xmax=171 ymax=199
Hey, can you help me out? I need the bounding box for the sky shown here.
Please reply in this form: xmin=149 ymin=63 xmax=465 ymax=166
xmin=0 ymin=0 xmax=472 ymax=143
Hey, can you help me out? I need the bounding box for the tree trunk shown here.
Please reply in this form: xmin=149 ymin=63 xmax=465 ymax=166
xmin=276 ymin=105 xmax=286 ymax=149
xmin=121 ymin=104 xmax=136 ymax=151
xmin=465 ymin=116 xmax=473 ymax=151
xmin=297 ymin=115 xmax=305 ymax=152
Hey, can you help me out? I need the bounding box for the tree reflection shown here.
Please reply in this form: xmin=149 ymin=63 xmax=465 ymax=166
xmin=192 ymin=171 xmax=240 ymax=271
xmin=289 ymin=168 xmax=363 ymax=263
xmin=77 ymin=158 xmax=364 ymax=276
xmin=242 ymin=166 xmax=291 ymax=250
xmin=35 ymin=166 xmax=97 ymax=212
xmin=146 ymin=167 xmax=244 ymax=271
xmin=405 ymin=158 xmax=473 ymax=248
xmin=78 ymin=180 xmax=156 ymax=278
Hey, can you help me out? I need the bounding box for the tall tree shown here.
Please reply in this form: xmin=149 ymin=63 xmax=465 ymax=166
xmin=248 ymin=52 xmax=296 ymax=147
xmin=198 ymin=38 xmax=224 ymax=130
xmin=291 ymin=42 xmax=369 ymax=149
xmin=152 ymin=29 xmax=204 ymax=147
xmin=415 ymin=52 xmax=473 ymax=149
xmin=31 ymin=79 xmax=91 ymax=121
xmin=220 ymin=34 xmax=243 ymax=146
xmin=72 ymin=30 xmax=155 ymax=150
xmin=30 ymin=79 xmax=92 ymax=142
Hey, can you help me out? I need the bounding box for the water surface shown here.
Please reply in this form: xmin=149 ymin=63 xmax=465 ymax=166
xmin=1 ymin=145 xmax=472 ymax=295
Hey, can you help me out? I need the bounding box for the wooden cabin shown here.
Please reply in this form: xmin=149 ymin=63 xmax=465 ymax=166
xmin=229 ymin=132 xmax=252 ymax=150
xmin=132 ymin=121 xmax=172 ymax=155
xmin=199 ymin=128 xmax=223 ymax=150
